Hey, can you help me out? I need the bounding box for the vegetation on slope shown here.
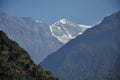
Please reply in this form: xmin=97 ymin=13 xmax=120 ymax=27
xmin=0 ymin=30 xmax=58 ymax=80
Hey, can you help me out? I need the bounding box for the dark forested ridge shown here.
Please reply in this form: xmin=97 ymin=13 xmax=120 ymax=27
xmin=41 ymin=11 xmax=120 ymax=80
xmin=0 ymin=31 xmax=58 ymax=80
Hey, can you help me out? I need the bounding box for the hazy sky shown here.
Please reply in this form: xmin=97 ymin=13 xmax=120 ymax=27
xmin=0 ymin=0 xmax=120 ymax=25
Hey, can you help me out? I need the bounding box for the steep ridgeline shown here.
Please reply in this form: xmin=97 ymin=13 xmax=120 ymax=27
xmin=50 ymin=18 xmax=91 ymax=43
xmin=41 ymin=12 xmax=120 ymax=80
xmin=0 ymin=30 xmax=58 ymax=80
xmin=0 ymin=13 xmax=91 ymax=63
xmin=0 ymin=13 xmax=63 ymax=63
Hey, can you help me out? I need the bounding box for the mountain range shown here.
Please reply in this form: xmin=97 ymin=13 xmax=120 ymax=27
xmin=0 ymin=12 xmax=90 ymax=63
xmin=41 ymin=11 xmax=120 ymax=80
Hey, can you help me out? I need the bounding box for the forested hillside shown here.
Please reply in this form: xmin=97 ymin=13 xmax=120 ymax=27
xmin=0 ymin=30 xmax=58 ymax=80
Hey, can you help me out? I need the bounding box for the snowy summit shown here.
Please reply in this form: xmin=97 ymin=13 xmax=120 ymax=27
xmin=50 ymin=18 xmax=91 ymax=43
xmin=59 ymin=18 xmax=67 ymax=24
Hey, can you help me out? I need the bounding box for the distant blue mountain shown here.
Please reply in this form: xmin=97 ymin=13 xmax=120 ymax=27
xmin=41 ymin=11 xmax=120 ymax=80
xmin=0 ymin=13 xmax=63 ymax=63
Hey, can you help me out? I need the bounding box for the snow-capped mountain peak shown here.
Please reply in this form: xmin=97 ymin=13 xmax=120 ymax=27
xmin=59 ymin=18 xmax=67 ymax=24
xmin=50 ymin=18 xmax=91 ymax=43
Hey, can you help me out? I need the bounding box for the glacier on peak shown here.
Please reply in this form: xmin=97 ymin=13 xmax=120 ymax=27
xmin=79 ymin=24 xmax=91 ymax=28
xmin=49 ymin=18 xmax=91 ymax=43
xmin=60 ymin=18 xmax=67 ymax=24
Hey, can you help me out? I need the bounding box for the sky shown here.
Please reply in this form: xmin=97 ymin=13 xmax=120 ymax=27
xmin=0 ymin=0 xmax=120 ymax=25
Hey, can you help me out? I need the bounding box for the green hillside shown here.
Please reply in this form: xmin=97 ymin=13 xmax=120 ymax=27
xmin=0 ymin=30 xmax=58 ymax=80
